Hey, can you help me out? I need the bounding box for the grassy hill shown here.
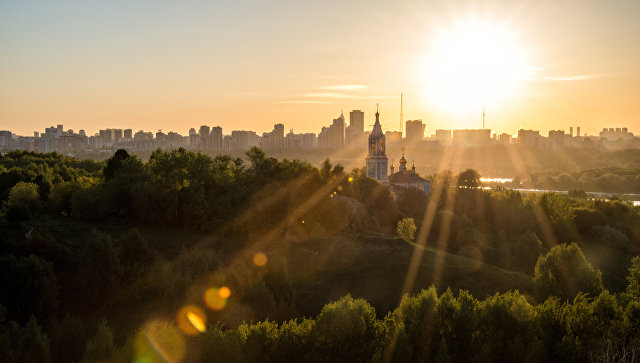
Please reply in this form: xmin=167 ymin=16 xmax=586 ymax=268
xmin=281 ymin=236 xmax=533 ymax=317
xmin=15 ymin=215 xmax=533 ymax=341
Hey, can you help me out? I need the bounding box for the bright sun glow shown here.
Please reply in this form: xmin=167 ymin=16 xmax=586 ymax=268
xmin=421 ymin=20 xmax=530 ymax=116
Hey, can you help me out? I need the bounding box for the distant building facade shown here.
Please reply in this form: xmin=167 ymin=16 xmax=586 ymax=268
xmin=452 ymin=129 xmax=491 ymax=146
xmin=405 ymin=120 xmax=425 ymax=142
xmin=318 ymin=113 xmax=345 ymax=150
xmin=346 ymin=110 xmax=365 ymax=145
xmin=600 ymin=127 xmax=634 ymax=141
xmin=517 ymin=129 xmax=541 ymax=148
xmin=385 ymin=131 xmax=402 ymax=143
xmin=435 ymin=129 xmax=452 ymax=144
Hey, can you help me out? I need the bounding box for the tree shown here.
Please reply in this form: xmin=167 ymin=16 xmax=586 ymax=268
xmin=319 ymin=158 xmax=333 ymax=182
xmin=50 ymin=316 xmax=87 ymax=363
xmin=238 ymin=320 xmax=280 ymax=362
xmin=568 ymin=189 xmax=587 ymax=199
xmin=457 ymin=169 xmax=482 ymax=189
xmin=396 ymin=187 xmax=428 ymax=221
xmin=0 ymin=316 xmax=52 ymax=363
xmin=102 ymin=149 xmax=130 ymax=182
xmin=78 ymin=230 xmax=122 ymax=305
xmin=397 ymin=217 xmax=417 ymax=243
xmin=48 ymin=181 xmax=80 ymax=215
xmin=433 ymin=170 xmax=454 ymax=188
xmin=0 ymin=254 xmax=58 ymax=325
xmin=533 ymin=242 xmax=603 ymax=301
xmin=7 ymin=181 xmax=40 ymax=213
xmin=311 ymin=295 xmax=382 ymax=362
xmin=34 ymin=175 xmax=51 ymax=202
xmin=537 ymin=193 xmax=575 ymax=244
xmin=514 ymin=232 xmax=543 ymax=273
xmin=103 ymin=155 xmax=147 ymax=218
xmin=395 ymin=287 xmax=439 ymax=361
xmin=83 ymin=319 xmax=115 ymax=361
xmin=273 ymin=319 xmax=314 ymax=362
xmin=624 ymin=256 xmax=640 ymax=302
xmin=117 ymin=228 xmax=157 ymax=275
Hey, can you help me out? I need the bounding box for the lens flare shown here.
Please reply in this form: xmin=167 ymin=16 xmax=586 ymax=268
xmin=176 ymin=305 xmax=207 ymax=335
xmin=219 ymin=286 xmax=231 ymax=299
xmin=204 ymin=288 xmax=228 ymax=311
xmin=135 ymin=320 xmax=186 ymax=363
xmin=187 ymin=312 xmax=206 ymax=333
xmin=253 ymin=252 xmax=267 ymax=266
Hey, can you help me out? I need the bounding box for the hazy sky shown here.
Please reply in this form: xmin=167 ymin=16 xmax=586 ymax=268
xmin=1 ymin=0 xmax=639 ymax=137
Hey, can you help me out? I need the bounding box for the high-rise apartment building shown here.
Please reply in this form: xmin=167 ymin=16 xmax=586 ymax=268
xmin=435 ymin=129 xmax=452 ymax=144
xmin=349 ymin=110 xmax=364 ymax=132
xmin=548 ymin=130 xmax=566 ymax=149
xmin=262 ymin=123 xmax=286 ymax=150
xmin=113 ymin=129 xmax=123 ymax=143
xmin=318 ymin=113 xmax=345 ymax=150
xmin=405 ymin=120 xmax=425 ymax=142
xmin=210 ymin=126 xmax=223 ymax=151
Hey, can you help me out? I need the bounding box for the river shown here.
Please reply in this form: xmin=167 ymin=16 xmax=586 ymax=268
xmin=479 ymin=178 xmax=640 ymax=206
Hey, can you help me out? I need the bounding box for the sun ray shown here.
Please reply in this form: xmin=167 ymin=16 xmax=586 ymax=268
xmin=384 ymin=143 xmax=462 ymax=362
xmin=504 ymin=144 xmax=557 ymax=246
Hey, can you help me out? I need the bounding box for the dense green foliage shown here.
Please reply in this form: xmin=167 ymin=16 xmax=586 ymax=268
xmin=533 ymin=243 xmax=603 ymax=301
xmin=197 ymin=282 xmax=640 ymax=362
xmin=396 ymin=217 xmax=417 ymax=243
xmin=527 ymin=167 xmax=640 ymax=194
xmin=1 ymin=149 xmax=639 ymax=361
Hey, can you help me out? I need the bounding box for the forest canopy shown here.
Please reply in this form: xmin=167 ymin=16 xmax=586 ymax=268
xmin=1 ymin=149 xmax=639 ymax=362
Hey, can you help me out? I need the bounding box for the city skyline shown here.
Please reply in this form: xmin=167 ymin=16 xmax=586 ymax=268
xmin=2 ymin=114 xmax=636 ymax=157
xmin=5 ymin=114 xmax=639 ymax=140
xmin=2 ymin=1 xmax=640 ymax=136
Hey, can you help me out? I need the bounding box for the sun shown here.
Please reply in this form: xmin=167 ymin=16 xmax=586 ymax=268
xmin=420 ymin=20 xmax=530 ymax=116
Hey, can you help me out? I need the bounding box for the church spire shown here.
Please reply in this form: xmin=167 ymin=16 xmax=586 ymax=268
xmin=366 ymin=103 xmax=389 ymax=183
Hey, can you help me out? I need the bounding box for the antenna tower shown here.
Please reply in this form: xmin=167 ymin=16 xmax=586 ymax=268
xmin=400 ymin=93 xmax=403 ymax=134
xmin=482 ymin=104 xmax=485 ymax=130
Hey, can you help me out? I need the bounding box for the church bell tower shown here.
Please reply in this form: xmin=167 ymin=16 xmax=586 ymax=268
xmin=366 ymin=105 xmax=389 ymax=183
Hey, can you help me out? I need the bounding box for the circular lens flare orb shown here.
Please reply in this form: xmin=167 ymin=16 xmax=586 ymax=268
xmin=420 ymin=19 xmax=530 ymax=116
xmin=204 ymin=288 xmax=228 ymax=311
xmin=253 ymin=252 xmax=267 ymax=266
xmin=219 ymin=286 xmax=231 ymax=299
xmin=135 ymin=320 xmax=186 ymax=363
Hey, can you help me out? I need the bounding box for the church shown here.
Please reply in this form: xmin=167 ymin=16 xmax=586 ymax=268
xmin=365 ymin=106 xmax=431 ymax=194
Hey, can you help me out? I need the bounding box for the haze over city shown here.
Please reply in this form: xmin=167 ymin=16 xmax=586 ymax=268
xmin=2 ymin=0 xmax=640 ymax=136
